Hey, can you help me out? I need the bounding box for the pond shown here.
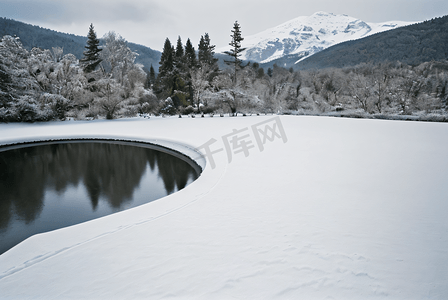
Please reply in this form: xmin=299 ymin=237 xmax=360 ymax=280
xmin=0 ymin=140 xmax=201 ymax=255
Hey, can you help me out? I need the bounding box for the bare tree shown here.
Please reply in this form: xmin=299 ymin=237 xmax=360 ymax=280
xmin=372 ymin=65 xmax=391 ymax=113
xmin=96 ymin=78 xmax=125 ymax=119
xmin=350 ymin=73 xmax=372 ymax=112
xmin=190 ymin=63 xmax=213 ymax=109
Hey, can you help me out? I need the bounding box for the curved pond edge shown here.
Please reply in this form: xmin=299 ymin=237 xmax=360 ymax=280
xmin=0 ymin=136 xmax=206 ymax=176
xmin=0 ymin=122 xmax=230 ymax=280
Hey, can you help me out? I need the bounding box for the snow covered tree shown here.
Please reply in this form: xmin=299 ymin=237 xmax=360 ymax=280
xmin=0 ymin=36 xmax=54 ymax=121
xmin=28 ymin=48 xmax=86 ymax=101
xmin=0 ymin=53 xmax=12 ymax=105
xmin=93 ymin=32 xmax=146 ymax=118
xmin=189 ymin=33 xmax=219 ymax=106
xmin=191 ymin=63 xmax=214 ymax=109
xmin=224 ymin=21 xmax=246 ymax=84
xmin=349 ymin=73 xmax=373 ymax=112
xmin=80 ymin=24 xmax=102 ymax=73
xmin=0 ymin=36 xmax=39 ymax=97
xmin=100 ymin=32 xmax=138 ymax=83
xmin=93 ymin=78 xmax=124 ymax=119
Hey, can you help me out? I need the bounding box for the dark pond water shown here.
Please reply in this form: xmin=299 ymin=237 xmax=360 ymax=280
xmin=0 ymin=140 xmax=201 ymax=255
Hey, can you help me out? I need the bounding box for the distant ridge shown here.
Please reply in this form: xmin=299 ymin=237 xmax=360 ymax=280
xmin=294 ymin=15 xmax=448 ymax=69
xmin=0 ymin=17 xmax=161 ymax=71
xmin=217 ymin=12 xmax=414 ymax=69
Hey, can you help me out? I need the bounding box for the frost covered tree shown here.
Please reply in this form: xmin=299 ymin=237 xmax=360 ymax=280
xmin=191 ymin=63 xmax=214 ymax=108
xmin=92 ymin=31 xmax=146 ymax=118
xmin=101 ymin=31 xmax=146 ymax=92
xmin=80 ymin=24 xmax=102 ymax=73
xmin=0 ymin=36 xmax=39 ymax=97
xmin=29 ymin=48 xmax=86 ymax=100
xmin=0 ymin=36 xmax=55 ymax=121
xmin=0 ymin=53 xmax=12 ymax=105
xmin=27 ymin=48 xmax=89 ymax=119
xmin=101 ymin=32 xmax=138 ymax=83
xmin=95 ymin=78 xmax=125 ymax=119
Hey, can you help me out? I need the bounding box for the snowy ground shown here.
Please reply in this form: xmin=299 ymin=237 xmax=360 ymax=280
xmin=0 ymin=115 xmax=447 ymax=299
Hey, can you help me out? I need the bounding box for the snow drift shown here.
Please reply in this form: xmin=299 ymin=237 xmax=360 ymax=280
xmin=0 ymin=115 xmax=447 ymax=299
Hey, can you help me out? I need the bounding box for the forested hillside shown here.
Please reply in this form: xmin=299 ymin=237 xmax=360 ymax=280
xmin=293 ymin=15 xmax=448 ymax=69
xmin=1 ymin=17 xmax=447 ymax=123
xmin=0 ymin=18 xmax=161 ymax=71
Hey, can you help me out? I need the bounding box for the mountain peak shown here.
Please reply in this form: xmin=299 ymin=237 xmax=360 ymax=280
xmin=217 ymin=12 xmax=415 ymax=66
xmin=311 ymin=11 xmax=336 ymax=17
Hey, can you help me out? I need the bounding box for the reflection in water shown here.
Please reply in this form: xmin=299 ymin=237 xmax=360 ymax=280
xmin=0 ymin=141 xmax=200 ymax=254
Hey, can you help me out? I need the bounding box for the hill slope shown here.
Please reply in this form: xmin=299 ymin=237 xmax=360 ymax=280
xmin=0 ymin=18 xmax=161 ymax=71
xmin=217 ymin=12 xmax=413 ymax=67
xmin=294 ymin=15 xmax=448 ymax=69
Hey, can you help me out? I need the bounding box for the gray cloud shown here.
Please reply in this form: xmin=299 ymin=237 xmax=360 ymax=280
xmin=0 ymin=0 xmax=160 ymax=24
xmin=1 ymin=0 xmax=447 ymax=51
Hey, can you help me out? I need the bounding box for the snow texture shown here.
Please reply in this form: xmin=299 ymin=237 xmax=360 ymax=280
xmin=0 ymin=115 xmax=447 ymax=299
xmin=216 ymin=11 xmax=414 ymax=64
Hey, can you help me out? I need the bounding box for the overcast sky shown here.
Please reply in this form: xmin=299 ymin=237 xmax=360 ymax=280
xmin=1 ymin=0 xmax=447 ymax=51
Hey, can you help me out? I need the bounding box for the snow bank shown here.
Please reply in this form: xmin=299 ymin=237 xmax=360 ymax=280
xmin=0 ymin=116 xmax=447 ymax=299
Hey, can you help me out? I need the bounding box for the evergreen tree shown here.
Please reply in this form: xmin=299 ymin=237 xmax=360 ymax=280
xmin=80 ymin=24 xmax=102 ymax=73
xmin=175 ymin=36 xmax=184 ymax=59
xmin=185 ymin=38 xmax=197 ymax=70
xmin=184 ymin=38 xmax=197 ymax=104
xmin=158 ymin=38 xmax=174 ymax=78
xmin=171 ymin=36 xmax=189 ymax=106
xmin=198 ymin=33 xmax=218 ymax=68
xmin=224 ymin=21 xmax=246 ymax=83
xmin=149 ymin=64 xmax=156 ymax=87
xmin=174 ymin=36 xmax=187 ymax=75
xmin=156 ymin=38 xmax=175 ymax=97
xmin=197 ymin=33 xmax=219 ymax=82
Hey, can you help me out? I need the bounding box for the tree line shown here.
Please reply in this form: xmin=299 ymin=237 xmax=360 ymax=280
xmin=1 ymin=21 xmax=447 ymax=122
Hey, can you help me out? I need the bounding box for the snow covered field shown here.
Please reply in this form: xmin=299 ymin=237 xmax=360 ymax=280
xmin=0 ymin=115 xmax=447 ymax=299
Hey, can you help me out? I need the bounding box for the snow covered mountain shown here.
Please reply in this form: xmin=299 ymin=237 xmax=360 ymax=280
xmin=218 ymin=12 xmax=415 ymax=65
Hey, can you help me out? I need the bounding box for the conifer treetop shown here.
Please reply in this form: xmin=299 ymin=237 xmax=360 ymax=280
xmin=81 ymin=23 xmax=102 ymax=73
xmin=224 ymin=21 xmax=247 ymax=83
xmin=224 ymin=21 xmax=246 ymax=64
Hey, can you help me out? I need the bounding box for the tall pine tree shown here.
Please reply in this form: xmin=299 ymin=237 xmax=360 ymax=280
xmin=155 ymin=38 xmax=175 ymax=97
xmin=198 ymin=33 xmax=218 ymax=68
xmin=197 ymin=33 xmax=219 ymax=82
xmin=174 ymin=36 xmax=187 ymax=75
xmin=184 ymin=38 xmax=197 ymax=104
xmin=175 ymin=36 xmax=184 ymax=58
xmin=184 ymin=38 xmax=197 ymax=70
xmin=80 ymin=24 xmax=102 ymax=73
xmin=148 ymin=64 xmax=156 ymax=87
xmin=172 ymin=36 xmax=189 ymax=106
xmin=224 ymin=21 xmax=246 ymax=84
